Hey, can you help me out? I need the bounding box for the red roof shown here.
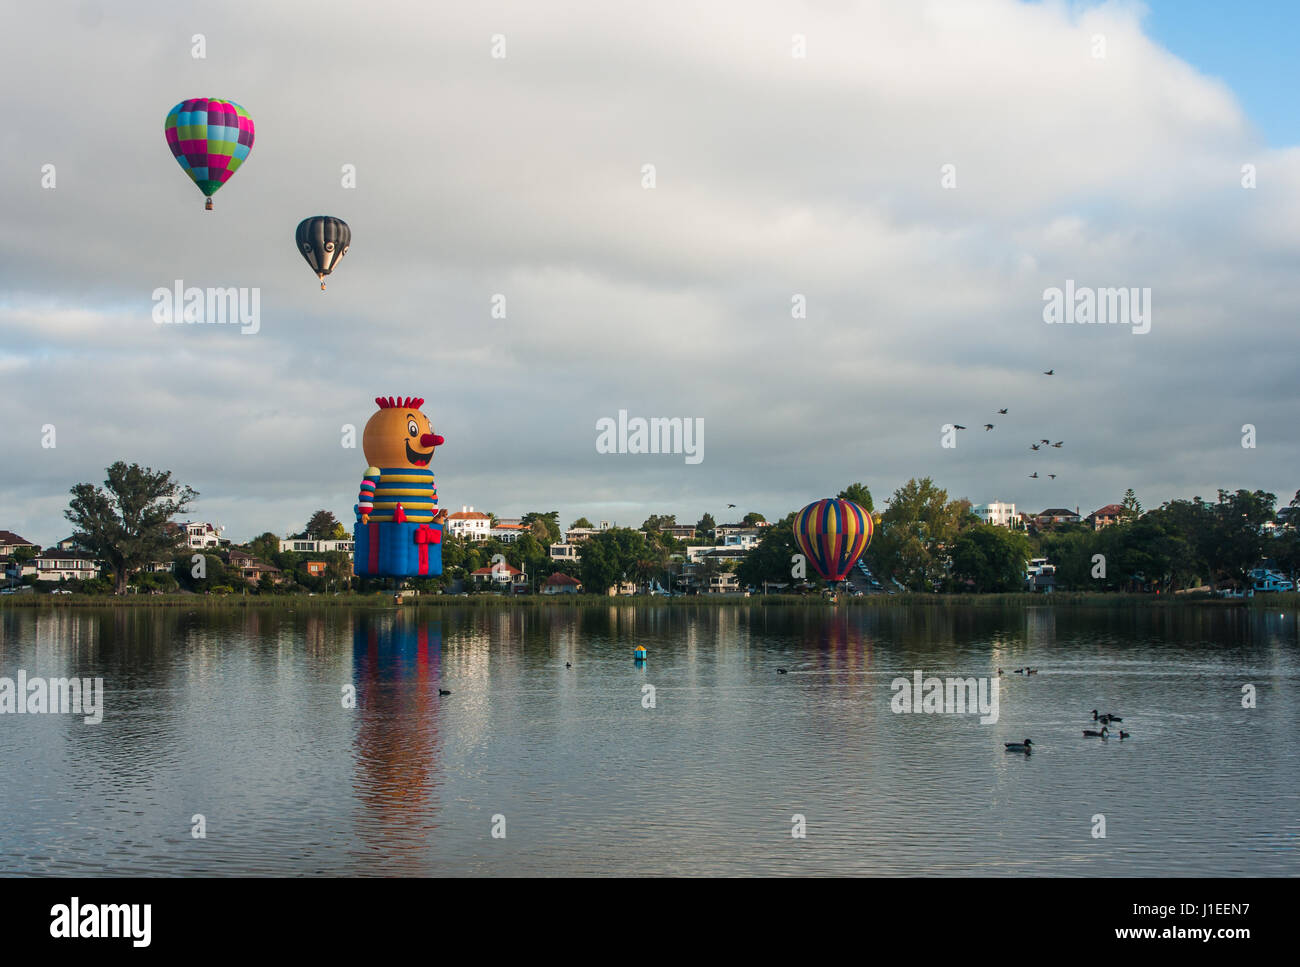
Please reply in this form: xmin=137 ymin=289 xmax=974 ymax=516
xmin=1089 ymin=504 xmax=1126 ymax=517
xmin=471 ymin=564 xmax=524 ymax=576
xmin=449 ymin=512 xmax=491 ymax=520
xmin=0 ymin=531 xmax=35 ymax=546
xmin=543 ymin=572 xmax=581 ymax=587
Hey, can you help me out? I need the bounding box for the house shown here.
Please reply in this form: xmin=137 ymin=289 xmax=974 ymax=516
xmin=1086 ymin=504 xmax=1126 ymax=530
xmin=708 ymin=572 xmax=741 ymax=593
xmin=228 ymin=550 xmax=283 ymax=585
xmin=278 ymin=536 xmax=355 ymax=555
xmin=1032 ymin=507 xmax=1081 ymax=529
xmin=34 ymin=550 xmax=100 ymax=582
xmin=564 ymin=522 xmax=611 ymax=544
xmin=714 ymin=523 xmax=768 ymax=542
xmin=490 ymin=522 xmax=526 ymax=543
xmin=549 ymin=542 xmax=579 ymax=561
xmin=446 ymin=506 xmax=492 ymax=542
xmin=304 ymin=561 xmax=327 ymax=577
xmin=663 ymin=524 xmax=697 ymax=541
xmin=0 ymin=531 xmax=38 ymax=558
xmin=172 ymin=521 xmax=227 ymax=549
xmin=607 ymin=580 xmax=637 ymax=596
xmin=685 ymin=545 xmax=748 ymax=565
xmin=972 ymin=501 xmax=1017 ymax=528
xmin=470 ymin=562 xmax=527 ymax=590
xmin=541 ymin=572 xmax=582 ymax=595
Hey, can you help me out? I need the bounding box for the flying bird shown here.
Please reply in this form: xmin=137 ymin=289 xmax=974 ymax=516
xmin=1029 ymin=472 xmax=1039 ymax=479
xmin=1030 ymin=444 xmax=1040 ymax=451
xmin=1043 ymin=369 xmax=1054 ymax=375
xmin=1048 ymin=474 xmax=1057 ymax=480
xmin=984 ymin=424 xmax=994 ymax=431
xmin=953 ymin=424 xmax=967 ymax=430
xmin=727 ymin=503 xmax=736 ymax=508
xmin=1041 ymin=439 xmax=1051 ymax=445
xmin=997 ymin=408 xmax=1008 ymax=415
xmin=1052 ymin=442 xmax=1063 ymax=448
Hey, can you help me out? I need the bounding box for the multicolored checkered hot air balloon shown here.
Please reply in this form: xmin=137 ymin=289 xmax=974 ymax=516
xmin=164 ymin=98 xmax=255 ymax=210
xmin=792 ymin=498 xmax=873 ymax=583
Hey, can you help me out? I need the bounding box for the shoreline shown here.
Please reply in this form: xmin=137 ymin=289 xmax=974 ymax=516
xmin=2 ymin=591 xmax=1295 ymax=609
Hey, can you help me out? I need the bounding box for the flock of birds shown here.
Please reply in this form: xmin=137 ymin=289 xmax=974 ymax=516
xmin=950 ymin=369 xmax=1066 ymax=481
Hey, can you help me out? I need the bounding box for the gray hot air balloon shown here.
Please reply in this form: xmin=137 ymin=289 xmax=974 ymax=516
xmin=295 ymin=216 xmax=351 ymax=290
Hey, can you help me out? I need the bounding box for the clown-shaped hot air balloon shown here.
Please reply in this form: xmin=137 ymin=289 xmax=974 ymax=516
xmin=353 ymin=397 xmax=446 ymax=578
xmin=164 ymin=98 xmax=255 ymax=210
xmin=792 ymin=498 xmax=873 ymax=584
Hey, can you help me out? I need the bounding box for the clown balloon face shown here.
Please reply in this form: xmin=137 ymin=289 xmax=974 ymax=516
xmin=362 ymin=396 xmax=445 ymax=468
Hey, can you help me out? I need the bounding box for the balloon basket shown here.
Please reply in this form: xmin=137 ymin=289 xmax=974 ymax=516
xmin=204 ymin=198 xmax=213 ymax=211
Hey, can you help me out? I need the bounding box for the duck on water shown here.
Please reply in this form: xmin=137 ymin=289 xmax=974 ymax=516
xmin=1004 ymin=739 xmax=1033 ymax=753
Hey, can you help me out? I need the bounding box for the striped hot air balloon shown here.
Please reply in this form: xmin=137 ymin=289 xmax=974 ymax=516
xmin=792 ymin=498 xmax=873 ymax=582
xmin=295 ymin=216 xmax=351 ymax=290
xmin=164 ymin=98 xmax=255 ymax=210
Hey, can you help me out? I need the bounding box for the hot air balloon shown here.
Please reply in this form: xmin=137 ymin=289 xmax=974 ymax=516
xmin=792 ymin=498 xmax=873 ymax=583
xmin=164 ymin=98 xmax=255 ymax=210
xmin=295 ymin=216 xmax=351 ymax=290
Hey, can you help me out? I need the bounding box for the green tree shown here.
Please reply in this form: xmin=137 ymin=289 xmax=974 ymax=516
xmin=950 ymin=525 xmax=1032 ymax=592
xmin=871 ymin=477 xmax=966 ymax=590
xmin=305 ymin=510 xmax=340 ymax=539
xmin=522 ymin=511 xmax=561 ymax=545
xmin=570 ymin=517 xmax=594 ymax=529
xmin=741 ymin=512 xmax=766 ymax=526
xmin=65 ymin=462 xmax=196 ymax=594
xmin=641 ymin=514 xmax=676 ymax=532
xmin=578 ymin=528 xmax=649 ymax=594
xmin=695 ymin=513 xmax=716 ymax=539
xmin=1121 ymin=488 xmax=1142 ymax=519
xmin=837 ymin=483 xmax=874 ymax=513
xmin=736 ymin=512 xmax=798 ymax=588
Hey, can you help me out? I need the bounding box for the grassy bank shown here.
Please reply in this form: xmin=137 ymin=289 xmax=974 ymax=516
xmin=3 ymin=590 xmax=1294 ymax=609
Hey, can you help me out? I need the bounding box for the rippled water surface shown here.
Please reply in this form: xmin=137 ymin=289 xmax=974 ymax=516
xmin=1 ymin=604 xmax=1297 ymax=876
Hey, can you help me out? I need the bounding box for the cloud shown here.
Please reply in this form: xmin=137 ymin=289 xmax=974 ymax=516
xmin=1 ymin=0 xmax=1297 ymax=544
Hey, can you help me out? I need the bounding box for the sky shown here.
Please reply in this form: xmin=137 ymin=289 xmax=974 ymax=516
xmin=2 ymin=0 xmax=1299 ymax=546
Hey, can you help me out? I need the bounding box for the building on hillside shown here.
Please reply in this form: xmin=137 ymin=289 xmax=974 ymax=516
xmin=662 ymin=524 xmax=697 ymax=541
xmin=564 ymin=522 xmax=611 ymax=544
xmin=490 ymin=522 xmax=526 ymax=543
xmin=0 ymin=531 xmax=38 ymax=557
xmin=34 ymin=550 xmax=100 ymax=582
xmin=278 ymin=536 xmax=355 ymax=555
xmin=541 ymin=572 xmax=582 ymax=595
xmin=172 ymin=522 xmax=228 ymax=549
xmin=685 ymin=545 xmax=748 ymax=565
xmin=229 ymin=552 xmax=283 ymax=585
xmin=304 ymin=561 xmax=327 ymax=577
xmin=549 ymin=542 xmax=578 ymax=561
xmin=446 ymin=507 xmax=492 ymax=541
xmin=1086 ymin=504 xmax=1126 ymax=530
xmin=715 ymin=523 xmax=769 ymax=541
xmin=1032 ymin=507 xmax=1081 ymax=528
xmin=972 ymin=501 xmax=1018 ymax=528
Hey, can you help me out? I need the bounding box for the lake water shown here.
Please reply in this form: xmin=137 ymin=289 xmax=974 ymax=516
xmin=1 ymin=604 xmax=1297 ymax=876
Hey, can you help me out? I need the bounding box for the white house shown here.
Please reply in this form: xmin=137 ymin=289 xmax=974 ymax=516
xmin=446 ymin=506 xmax=492 ymax=541
xmin=972 ymin=501 xmax=1017 ymax=528
xmin=172 ymin=522 xmax=227 ymax=549
xmin=564 ymin=521 xmax=611 ymax=543
xmin=0 ymin=531 xmax=38 ymax=557
xmin=34 ymin=550 xmax=100 ymax=582
xmin=279 ymin=536 xmax=355 ymax=555
xmin=490 ymin=522 xmax=526 ymax=543
xmin=549 ymin=542 xmax=578 ymax=561
xmin=686 ymin=545 xmax=748 ymax=565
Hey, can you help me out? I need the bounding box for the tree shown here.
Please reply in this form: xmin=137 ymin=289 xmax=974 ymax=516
xmin=736 ymin=513 xmax=799 ymax=588
xmin=837 ymin=483 xmax=874 ymax=513
xmin=571 ymin=517 xmax=594 ymax=529
xmin=641 ymin=514 xmax=676 ymax=533
xmin=871 ymin=477 xmax=966 ymax=590
xmin=65 ymin=462 xmax=196 ymax=594
xmin=1121 ymin=489 xmax=1142 ymax=519
xmin=248 ymin=532 xmax=281 ymax=564
xmin=522 ymin=511 xmax=561 ymax=545
xmin=578 ymin=528 xmax=649 ymax=594
xmin=741 ymin=512 xmax=766 ymax=526
xmin=950 ymin=525 xmax=1032 ymax=592
xmin=695 ymin=513 xmax=716 ymax=538
xmin=305 ymin=510 xmax=340 ymax=539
